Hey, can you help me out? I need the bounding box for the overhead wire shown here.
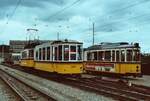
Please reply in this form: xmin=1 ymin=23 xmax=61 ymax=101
xmin=0 ymin=0 xmax=22 ymax=37
xmin=94 ymin=0 xmax=150 ymax=32
xmin=47 ymin=0 xmax=81 ymax=21
xmin=6 ymin=0 xmax=22 ymax=24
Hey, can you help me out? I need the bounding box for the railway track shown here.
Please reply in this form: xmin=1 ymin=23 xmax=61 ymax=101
xmin=49 ymin=77 xmax=150 ymax=101
xmin=0 ymin=69 xmax=55 ymax=101
xmin=3 ymin=64 xmax=150 ymax=101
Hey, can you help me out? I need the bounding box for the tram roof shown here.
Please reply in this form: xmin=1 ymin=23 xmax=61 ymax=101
xmin=85 ymin=42 xmax=140 ymax=50
xmin=51 ymin=39 xmax=83 ymax=44
xmin=35 ymin=39 xmax=82 ymax=49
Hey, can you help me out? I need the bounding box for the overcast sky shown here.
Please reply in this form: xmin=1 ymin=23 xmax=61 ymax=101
xmin=0 ymin=0 xmax=150 ymax=52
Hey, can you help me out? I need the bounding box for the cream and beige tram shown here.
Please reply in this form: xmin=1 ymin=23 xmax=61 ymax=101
xmin=84 ymin=42 xmax=142 ymax=77
xmin=33 ymin=40 xmax=84 ymax=75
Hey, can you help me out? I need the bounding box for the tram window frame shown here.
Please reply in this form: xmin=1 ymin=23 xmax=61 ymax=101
xmin=70 ymin=45 xmax=77 ymax=61
xmin=105 ymin=51 xmax=111 ymax=61
xmin=97 ymin=51 xmax=103 ymax=61
xmin=116 ymin=50 xmax=120 ymax=62
xmin=39 ymin=48 xmax=42 ymax=60
xmin=47 ymin=47 xmax=50 ymax=60
xmin=77 ymin=45 xmax=82 ymax=60
xmin=70 ymin=46 xmax=76 ymax=53
xmin=58 ymin=45 xmax=62 ymax=61
xmin=42 ymin=48 xmax=46 ymax=60
xmin=121 ymin=50 xmax=125 ymax=62
xmin=93 ymin=52 xmax=97 ymax=60
xmin=22 ymin=51 xmax=27 ymax=59
xmin=87 ymin=52 xmax=92 ymax=60
xmin=70 ymin=54 xmax=76 ymax=60
xmin=112 ymin=50 xmax=115 ymax=62
xmin=36 ymin=50 xmax=38 ymax=60
xmin=29 ymin=49 xmax=34 ymax=58
xmin=64 ymin=45 xmax=69 ymax=61
xmin=127 ymin=50 xmax=133 ymax=62
xmin=133 ymin=49 xmax=140 ymax=61
xmin=54 ymin=46 xmax=58 ymax=61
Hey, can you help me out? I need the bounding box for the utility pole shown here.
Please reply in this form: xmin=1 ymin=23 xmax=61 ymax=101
xmin=92 ymin=22 xmax=95 ymax=45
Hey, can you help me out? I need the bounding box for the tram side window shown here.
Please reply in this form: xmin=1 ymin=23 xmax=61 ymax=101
xmin=64 ymin=45 xmax=69 ymax=61
xmin=87 ymin=52 xmax=92 ymax=60
xmin=77 ymin=45 xmax=82 ymax=60
xmin=127 ymin=50 xmax=132 ymax=61
xmin=22 ymin=51 xmax=27 ymax=59
xmin=36 ymin=51 xmax=38 ymax=60
xmin=121 ymin=50 xmax=125 ymax=62
xmin=42 ymin=48 xmax=46 ymax=60
xmin=134 ymin=50 xmax=140 ymax=61
xmin=70 ymin=46 xmax=76 ymax=60
xmin=54 ymin=47 xmax=58 ymax=61
xmin=47 ymin=47 xmax=50 ymax=60
xmin=58 ymin=45 xmax=62 ymax=60
xmin=93 ymin=52 xmax=97 ymax=60
xmin=70 ymin=46 xmax=76 ymax=52
xmin=105 ymin=51 xmax=111 ymax=61
xmin=29 ymin=50 xmax=34 ymax=58
xmin=112 ymin=50 xmax=115 ymax=61
xmin=39 ymin=48 xmax=42 ymax=60
xmin=116 ymin=51 xmax=120 ymax=62
xmin=98 ymin=51 xmax=103 ymax=61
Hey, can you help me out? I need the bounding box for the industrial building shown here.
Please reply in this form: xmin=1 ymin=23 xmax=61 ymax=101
xmin=9 ymin=40 xmax=50 ymax=64
xmin=0 ymin=45 xmax=11 ymax=63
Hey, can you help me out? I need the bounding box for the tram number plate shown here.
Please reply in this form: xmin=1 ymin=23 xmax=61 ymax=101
xmin=95 ymin=66 xmax=114 ymax=72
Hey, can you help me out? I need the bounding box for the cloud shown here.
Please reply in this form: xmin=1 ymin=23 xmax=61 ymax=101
xmin=0 ymin=0 xmax=150 ymax=52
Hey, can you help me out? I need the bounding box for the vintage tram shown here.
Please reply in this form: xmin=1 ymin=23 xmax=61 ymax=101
xmin=84 ymin=42 xmax=141 ymax=77
xmin=20 ymin=42 xmax=40 ymax=67
xmin=20 ymin=40 xmax=84 ymax=75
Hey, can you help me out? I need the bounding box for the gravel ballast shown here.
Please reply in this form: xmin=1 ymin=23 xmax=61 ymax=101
xmin=0 ymin=65 xmax=114 ymax=101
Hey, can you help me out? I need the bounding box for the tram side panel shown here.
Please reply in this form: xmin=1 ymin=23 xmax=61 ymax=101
xmin=85 ymin=62 xmax=141 ymax=77
xmin=20 ymin=59 xmax=35 ymax=68
xmin=115 ymin=63 xmax=141 ymax=76
xmin=34 ymin=61 xmax=83 ymax=74
xmin=20 ymin=49 xmax=35 ymax=68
